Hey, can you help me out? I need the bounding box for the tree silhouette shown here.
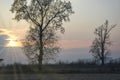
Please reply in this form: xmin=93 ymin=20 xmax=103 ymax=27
xmin=90 ymin=20 xmax=116 ymax=65
xmin=22 ymin=26 xmax=60 ymax=64
xmin=11 ymin=0 xmax=74 ymax=70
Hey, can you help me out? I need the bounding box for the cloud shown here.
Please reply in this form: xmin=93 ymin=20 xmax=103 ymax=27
xmin=0 ymin=30 xmax=4 ymax=33
xmin=0 ymin=28 xmax=17 ymax=47
xmin=0 ymin=34 xmax=9 ymax=47
xmin=0 ymin=29 xmax=10 ymax=47
xmin=0 ymin=28 xmax=11 ymax=35
xmin=0 ymin=28 xmax=28 ymax=64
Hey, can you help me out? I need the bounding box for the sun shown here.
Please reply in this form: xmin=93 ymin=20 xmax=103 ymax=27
xmin=6 ymin=39 xmax=22 ymax=47
xmin=8 ymin=40 xmax=17 ymax=47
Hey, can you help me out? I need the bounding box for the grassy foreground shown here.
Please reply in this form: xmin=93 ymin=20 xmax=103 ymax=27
xmin=0 ymin=74 xmax=120 ymax=80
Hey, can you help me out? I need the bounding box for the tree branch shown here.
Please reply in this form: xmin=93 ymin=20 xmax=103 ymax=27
xmin=42 ymin=9 xmax=66 ymax=32
xmin=107 ymin=24 xmax=116 ymax=34
xmin=23 ymin=6 xmax=40 ymax=26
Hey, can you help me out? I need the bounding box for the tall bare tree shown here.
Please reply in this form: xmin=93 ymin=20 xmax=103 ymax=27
xmin=90 ymin=20 xmax=116 ymax=65
xmin=11 ymin=0 xmax=74 ymax=70
xmin=23 ymin=26 xmax=60 ymax=64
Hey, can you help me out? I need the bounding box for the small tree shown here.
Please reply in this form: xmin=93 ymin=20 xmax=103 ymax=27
xmin=90 ymin=20 xmax=116 ymax=65
xmin=11 ymin=0 xmax=74 ymax=70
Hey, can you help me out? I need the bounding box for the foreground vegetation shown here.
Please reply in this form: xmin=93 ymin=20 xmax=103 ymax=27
xmin=0 ymin=74 xmax=120 ymax=80
xmin=0 ymin=59 xmax=120 ymax=74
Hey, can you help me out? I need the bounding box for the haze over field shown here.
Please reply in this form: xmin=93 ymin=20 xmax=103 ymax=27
xmin=0 ymin=0 xmax=120 ymax=64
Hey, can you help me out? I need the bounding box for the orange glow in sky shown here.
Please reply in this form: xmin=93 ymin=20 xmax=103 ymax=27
xmin=6 ymin=39 xmax=22 ymax=47
xmin=6 ymin=33 xmax=23 ymax=47
xmin=0 ymin=28 xmax=23 ymax=47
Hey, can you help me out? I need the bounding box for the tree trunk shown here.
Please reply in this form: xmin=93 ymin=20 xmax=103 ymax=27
xmin=38 ymin=26 xmax=44 ymax=71
xmin=101 ymin=57 xmax=104 ymax=66
xmin=38 ymin=46 xmax=43 ymax=71
xmin=101 ymin=45 xmax=105 ymax=66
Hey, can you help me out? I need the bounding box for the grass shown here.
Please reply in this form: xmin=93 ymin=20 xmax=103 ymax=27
xmin=0 ymin=63 xmax=120 ymax=74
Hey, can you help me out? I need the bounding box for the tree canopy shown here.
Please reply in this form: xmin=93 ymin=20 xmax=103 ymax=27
xmin=11 ymin=0 xmax=74 ymax=69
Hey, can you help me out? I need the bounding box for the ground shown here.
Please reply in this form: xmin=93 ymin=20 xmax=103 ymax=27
xmin=0 ymin=74 xmax=120 ymax=80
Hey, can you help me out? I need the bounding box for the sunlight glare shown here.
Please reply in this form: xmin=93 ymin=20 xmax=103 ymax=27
xmin=6 ymin=39 xmax=22 ymax=47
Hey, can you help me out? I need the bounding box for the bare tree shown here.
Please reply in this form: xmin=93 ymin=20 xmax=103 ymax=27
xmin=90 ymin=20 xmax=116 ymax=65
xmin=23 ymin=26 xmax=60 ymax=64
xmin=11 ymin=0 xmax=74 ymax=70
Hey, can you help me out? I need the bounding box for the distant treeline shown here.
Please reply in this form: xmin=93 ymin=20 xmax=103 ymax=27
xmin=0 ymin=58 xmax=120 ymax=74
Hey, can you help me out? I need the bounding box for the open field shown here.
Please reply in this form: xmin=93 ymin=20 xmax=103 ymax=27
xmin=0 ymin=64 xmax=120 ymax=80
xmin=0 ymin=74 xmax=120 ymax=80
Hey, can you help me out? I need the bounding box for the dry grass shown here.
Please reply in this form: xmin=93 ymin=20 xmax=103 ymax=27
xmin=0 ymin=74 xmax=120 ymax=80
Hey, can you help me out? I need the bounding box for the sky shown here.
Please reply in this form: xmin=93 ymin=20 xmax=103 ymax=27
xmin=0 ymin=0 xmax=120 ymax=64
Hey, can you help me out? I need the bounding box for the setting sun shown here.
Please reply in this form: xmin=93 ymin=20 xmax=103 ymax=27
xmin=8 ymin=40 xmax=17 ymax=47
xmin=6 ymin=39 xmax=22 ymax=47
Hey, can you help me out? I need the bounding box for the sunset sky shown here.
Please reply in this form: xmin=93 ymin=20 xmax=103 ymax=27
xmin=0 ymin=0 xmax=120 ymax=64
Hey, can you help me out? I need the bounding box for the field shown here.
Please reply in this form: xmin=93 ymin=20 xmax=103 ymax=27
xmin=0 ymin=74 xmax=120 ymax=80
xmin=0 ymin=64 xmax=120 ymax=80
